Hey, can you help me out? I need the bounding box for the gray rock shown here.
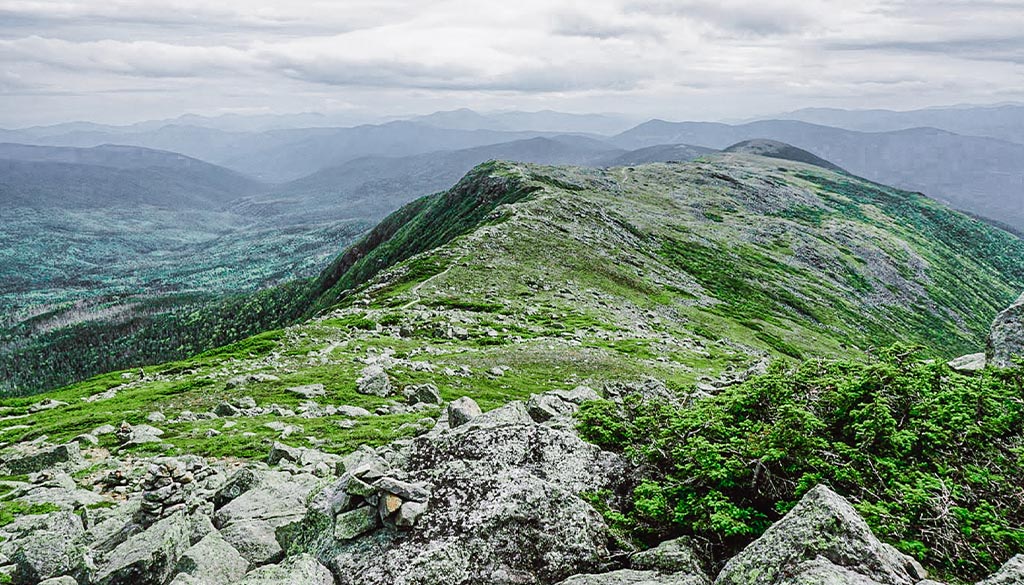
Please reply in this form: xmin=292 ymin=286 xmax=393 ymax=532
xmin=551 ymin=386 xmax=602 ymax=404
xmin=527 ymin=392 xmax=576 ymax=422
xmin=989 ymin=293 xmax=1024 ymax=367
xmin=29 ymin=399 xmax=69 ymax=413
xmin=218 ymin=520 xmax=283 ymax=566
xmin=214 ymin=470 xmax=319 ymax=558
xmin=373 ymin=476 xmax=430 ymax=502
xmin=11 ymin=512 xmax=86 ymax=584
xmin=287 ymin=384 xmax=326 ymax=398
xmin=213 ymin=468 xmax=261 ymax=509
xmin=715 ymin=485 xmax=925 ymax=585
xmin=978 ymin=555 xmax=1024 ymax=585
xmin=338 ymin=446 xmax=389 ymax=480
xmin=948 ymin=353 xmax=987 ymax=373
xmin=335 ymin=405 xmax=372 ymax=417
xmin=266 ymin=442 xmax=302 ymax=465
xmin=37 ymin=577 xmax=79 ymax=585
xmin=356 ymin=365 xmax=393 ymax=397
xmin=632 ymin=537 xmax=706 ymax=580
xmin=557 ymin=569 xmax=705 ymax=585
xmin=93 ymin=512 xmax=193 ymax=585
xmin=395 ymin=501 xmax=427 ymax=528
xmin=776 ymin=557 xmax=889 ymax=585
xmin=463 ymin=400 xmax=532 ymax=429
xmin=324 ymin=411 xmax=630 ymax=585
xmin=175 ymin=532 xmax=249 ymax=585
xmin=403 ymin=383 xmax=442 ymax=405
xmin=2 ymin=443 xmax=82 ymax=474
xmin=146 ymin=412 xmax=166 ymax=423
xmin=234 ymin=554 xmax=333 ymax=585
xmin=446 ymin=396 xmax=482 ymax=428
xmin=92 ymin=425 xmax=117 ymax=436
xmin=213 ymin=402 xmax=240 ymax=417
xmin=121 ymin=425 xmax=164 ymax=447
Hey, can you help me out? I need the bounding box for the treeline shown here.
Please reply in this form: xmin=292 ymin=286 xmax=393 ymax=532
xmin=0 ymin=281 xmax=312 ymax=395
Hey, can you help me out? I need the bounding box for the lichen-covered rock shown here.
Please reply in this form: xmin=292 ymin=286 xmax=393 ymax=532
xmin=988 ymin=293 xmax=1024 ymax=367
xmin=174 ymin=532 xmax=249 ymax=585
xmin=11 ymin=512 xmax=87 ymax=584
xmin=235 ymin=553 xmax=333 ymax=585
xmin=356 ymin=364 xmax=393 ymax=397
xmin=978 ymin=555 xmax=1024 ymax=585
xmin=93 ymin=511 xmax=194 ymax=585
xmin=715 ymin=485 xmax=925 ymax=585
xmin=404 ymin=383 xmax=442 ymax=405
xmin=776 ymin=557 xmax=891 ymax=585
xmin=556 ymin=569 xmax=705 ymax=585
xmin=446 ymin=396 xmax=482 ymax=427
xmin=2 ymin=442 xmax=82 ymax=475
xmin=219 ymin=519 xmax=283 ymax=567
xmin=318 ymin=400 xmax=631 ymax=585
xmin=632 ymin=537 xmax=706 ymax=581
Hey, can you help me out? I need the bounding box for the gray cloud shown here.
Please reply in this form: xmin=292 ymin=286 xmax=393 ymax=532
xmin=0 ymin=0 xmax=1022 ymax=126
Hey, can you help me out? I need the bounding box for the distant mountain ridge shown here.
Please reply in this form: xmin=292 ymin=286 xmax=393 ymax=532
xmin=613 ymin=119 xmax=1024 ymax=231
xmin=0 ymin=143 xmax=264 ymax=209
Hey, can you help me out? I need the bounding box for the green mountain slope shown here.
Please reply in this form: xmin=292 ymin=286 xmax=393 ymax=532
xmin=4 ymin=153 xmax=1021 ymax=456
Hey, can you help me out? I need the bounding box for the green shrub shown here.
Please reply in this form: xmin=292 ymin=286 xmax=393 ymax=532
xmin=577 ymin=346 xmax=1024 ymax=580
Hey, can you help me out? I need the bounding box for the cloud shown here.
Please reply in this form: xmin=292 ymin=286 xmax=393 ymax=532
xmin=1 ymin=0 xmax=1024 ymax=125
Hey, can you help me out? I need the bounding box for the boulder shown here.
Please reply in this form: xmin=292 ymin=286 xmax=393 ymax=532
xmin=632 ymin=537 xmax=706 ymax=580
xmin=715 ymin=485 xmax=925 ymax=585
xmin=213 ymin=468 xmax=261 ymax=509
xmin=175 ymin=532 xmax=249 ymax=585
xmin=373 ymin=476 xmax=430 ymax=502
xmin=988 ymin=293 xmax=1024 ymax=367
xmin=446 ymin=396 xmax=482 ymax=427
xmin=335 ymin=405 xmax=372 ymax=418
xmin=218 ymin=520 xmax=283 ymax=567
xmin=93 ymin=512 xmax=193 ymax=585
xmin=526 ymin=392 xmax=577 ymax=422
xmin=37 ymin=577 xmax=79 ymax=585
xmin=266 ymin=442 xmax=302 ymax=465
xmin=557 ymin=569 xmax=705 ymax=585
xmin=978 ymin=555 xmax=1024 ymax=585
xmin=234 ymin=553 xmax=333 ymax=585
xmin=948 ymin=353 xmax=987 ymax=373
xmin=10 ymin=512 xmax=87 ymax=584
xmin=322 ymin=408 xmax=631 ymax=585
xmin=2 ymin=443 xmax=82 ymax=474
xmin=356 ymin=365 xmax=393 ymax=397
xmin=775 ymin=557 xmax=894 ymax=584
xmin=403 ymin=384 xmax=442 ymax=405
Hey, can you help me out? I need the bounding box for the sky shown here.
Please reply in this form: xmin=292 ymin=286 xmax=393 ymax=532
xmin=1 ymin=0 xmax=1023 ymax=127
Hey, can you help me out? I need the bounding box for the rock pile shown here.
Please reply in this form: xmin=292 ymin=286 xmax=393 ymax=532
xmin=138 ymin=457 xmax=213 ymax=525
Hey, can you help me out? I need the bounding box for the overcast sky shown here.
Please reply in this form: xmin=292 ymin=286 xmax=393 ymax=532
xmin=1 ymin=0 xmax=1023 ymax=127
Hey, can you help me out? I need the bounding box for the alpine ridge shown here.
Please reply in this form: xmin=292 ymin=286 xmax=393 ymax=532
xmin=0 ymin=152 xmax=1022 ymax=585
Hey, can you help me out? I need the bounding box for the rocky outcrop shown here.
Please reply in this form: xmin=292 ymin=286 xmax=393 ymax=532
xmin=988 ymin=293 xmax=1024 ymax=367
xmin=2 ymin=442 xmax=82 ymax=475
xmin=290 ymin=392 xmax=631 ymax=585
xmin=715 ymin=485 xmax=926 ymax=585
